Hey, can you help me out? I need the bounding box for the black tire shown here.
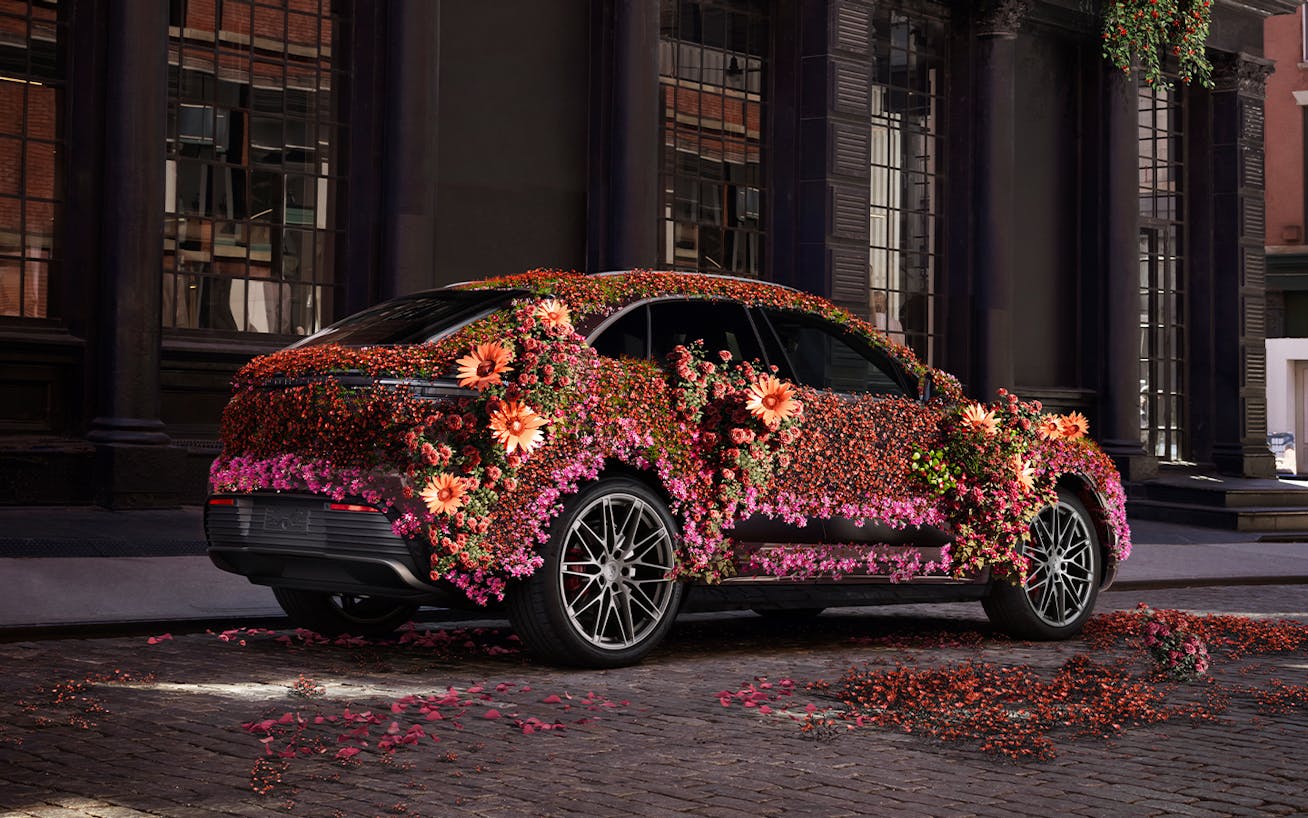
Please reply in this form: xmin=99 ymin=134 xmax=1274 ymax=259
xmin=983 ymin=488 xmax=1102 ymax=640
xmin=753 ymin=608 xmax=825 ymax=620
xmin=507 ymin=477 xmax=684 ymax=668
xmin=272 ymin=587 xmax=418 ymax=637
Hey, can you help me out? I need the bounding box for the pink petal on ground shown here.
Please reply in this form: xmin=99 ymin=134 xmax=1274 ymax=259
xmin=482 ymin=709 xmax=502 ymax=719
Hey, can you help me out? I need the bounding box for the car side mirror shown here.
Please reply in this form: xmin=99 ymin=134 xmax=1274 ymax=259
xmin=920 ymin=372 xmax=934 ymax=402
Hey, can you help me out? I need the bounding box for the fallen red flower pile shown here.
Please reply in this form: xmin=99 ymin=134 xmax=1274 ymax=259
xmin=720 ymin=608 xmax=1308 ymax=761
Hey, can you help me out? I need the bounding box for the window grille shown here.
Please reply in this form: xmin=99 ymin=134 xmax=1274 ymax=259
xmin=1138 ymin=80 xmax=1187 ymax=461
xmin=659 ymin=0 xmax=767 ymax=278
xmin=0 ymin=0 xmax=64 ymax=319
xmin=164 ymin=0 xmax=348 ymax=335
xmin=867 ymin=4 xmax=947 ymax=365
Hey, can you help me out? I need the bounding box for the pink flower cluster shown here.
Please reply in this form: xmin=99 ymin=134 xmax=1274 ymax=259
xmin=1138 ymin=603 xmax=1211 ymax=680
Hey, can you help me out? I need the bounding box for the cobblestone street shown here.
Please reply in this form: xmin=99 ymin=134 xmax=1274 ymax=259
xmin=2 ymin=586 xmax=1306 ymax=818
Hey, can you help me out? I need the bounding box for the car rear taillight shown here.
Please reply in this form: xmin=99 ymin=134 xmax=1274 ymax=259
xmin=328 ymin=503 xmax=380 ymax=513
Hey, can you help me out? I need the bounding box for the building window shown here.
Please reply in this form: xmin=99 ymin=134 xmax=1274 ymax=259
xmin=868 ymin=5 xmax=946 ymax=365
xmin=1301 ymin=3 xmax=1307 ymax=64
xmin=659 ymin=0 xmax=767 ymax=278
xmin=164 ymin=0 xmax=348 ymax=335
xmin=0 ymin=0 xmax=64 ymax=319
xmin=1138 ymin=81 xmax=1186 ymax=461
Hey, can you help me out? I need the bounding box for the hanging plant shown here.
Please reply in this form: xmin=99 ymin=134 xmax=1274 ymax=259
xmin=1102 ymin=0 xmax=1214 ymax=89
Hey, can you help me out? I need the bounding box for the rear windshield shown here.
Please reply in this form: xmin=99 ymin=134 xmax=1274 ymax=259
xmin=291 ymin=289 xmax=522 ymax=348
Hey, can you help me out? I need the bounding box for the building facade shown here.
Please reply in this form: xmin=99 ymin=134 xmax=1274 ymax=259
xmin=1265 ymin=3 xmax=1308 ymax=474
xmin=0 ymin=0 xmax=1294 ymax=507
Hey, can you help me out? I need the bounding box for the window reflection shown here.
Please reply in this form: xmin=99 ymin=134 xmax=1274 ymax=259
xmin=1138 ymin=82 xmax=1186 ymax=461
xmin=659 ymin=0 xmax=767 ymax=278
xmin=868 ymin=7 xmax=945 ymax=365
xmin=0 ymin=0 xmax=65 ymax=319
xmin=163 ymin=0 xmax=346 ymax=335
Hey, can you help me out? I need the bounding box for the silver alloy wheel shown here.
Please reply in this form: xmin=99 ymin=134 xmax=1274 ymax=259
xmin=1023 ymin=500 xmax=1096 ymax=628
xmin=557 ymin=491 xmax=677 ymax=650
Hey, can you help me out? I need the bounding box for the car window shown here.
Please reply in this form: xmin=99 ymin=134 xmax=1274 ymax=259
xmin=649 ymin=300 xmax=766 ymax=365
xmin=760 ymin=309 xmax=906 ymax=396
xmin=291 ymin=290 xmax=521 ymax=348
xmin=590 ymin=305 xmax=649 ymax=359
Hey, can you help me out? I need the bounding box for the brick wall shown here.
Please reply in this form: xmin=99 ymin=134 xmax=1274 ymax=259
xmin=1265 ymin=10 xmax=1308 ymax=247
xmin=0 ymin=4 xmax=60 ymax=319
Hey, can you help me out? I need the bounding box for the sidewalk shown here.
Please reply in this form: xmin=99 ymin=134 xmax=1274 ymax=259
xmin=3 ymin=507 xmax=1308 ymax=633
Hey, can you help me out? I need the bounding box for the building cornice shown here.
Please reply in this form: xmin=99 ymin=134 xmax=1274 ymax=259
xmin=1216 ymin=0 xmax=1300 ymax=18
xmin=1212 ymin=51 xmax=1276 ymax=97
xmin=974 ymin=0 xmax=1030 ymax=37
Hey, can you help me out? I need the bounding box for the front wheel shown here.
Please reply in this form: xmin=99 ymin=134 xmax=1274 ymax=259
xmin=272 ymin=587 xmax=418 ymax=637
xmin=507 ymin=478 xmax=683 ymax=667
xmin=983 ymin=488 xmax=1101 ymax=640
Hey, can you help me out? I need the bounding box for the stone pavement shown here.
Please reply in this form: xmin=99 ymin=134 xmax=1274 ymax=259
xmin=3 ymin=507 xmax=1308 ymax=633
xmin=1 ymin=585 xmax=1306 ymax=817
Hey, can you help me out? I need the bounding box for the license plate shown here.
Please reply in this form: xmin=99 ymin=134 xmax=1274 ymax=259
xmin=263 ymin=507 xmax=310 ymax=533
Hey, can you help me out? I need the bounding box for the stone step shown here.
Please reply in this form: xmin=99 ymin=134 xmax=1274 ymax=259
xmin=1125 ymin=498 xmax=1308 ymax=533
xmin=1127 ymin=478 xmax=1308 ymax=509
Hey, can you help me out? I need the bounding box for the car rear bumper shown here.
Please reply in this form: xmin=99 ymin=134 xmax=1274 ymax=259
xmin=204 ymin=493 xmax=460 ymax=604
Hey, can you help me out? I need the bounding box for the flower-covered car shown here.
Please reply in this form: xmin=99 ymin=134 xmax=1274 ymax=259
xmin=206 ymin=270 xmax=1131 ymax=667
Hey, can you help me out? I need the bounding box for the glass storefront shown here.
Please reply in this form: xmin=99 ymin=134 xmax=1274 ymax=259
xmin=867 ymin=4 xmax=946 ymax=364
xmin=659 ymin=0 xmax=767 ymax=278
xmin=0 ymin=0 xmax=64 ymax=319
xmin=163 ymin=0 xmax=348 ymax=335
xmin=1138 ymin=81 xmax=1187 ymax=461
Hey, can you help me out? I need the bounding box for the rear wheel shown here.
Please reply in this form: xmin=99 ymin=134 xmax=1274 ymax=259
xmin=983 ymin=488 xmax=1101 ymax=640
xmin=507 ymin=478 xmax=683 ymax=667
xmin=272 ymin=587 xmax=418 ymax=637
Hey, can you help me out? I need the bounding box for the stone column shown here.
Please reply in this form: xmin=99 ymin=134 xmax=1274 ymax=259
xmin=1209 ymin=53 xmax=1277 ymax=477
xmin=603 ymin=0 xmax=661 ymax=270
xmin=379 ymin=0 xmax=441 ymax=298
xmin=1099 ymin=65 xmax=1156 ymax=481
xmin=87 ymin=2 xmax=183 ymax=507
xmin=970 ymin=0 xmax=1025 ymax=402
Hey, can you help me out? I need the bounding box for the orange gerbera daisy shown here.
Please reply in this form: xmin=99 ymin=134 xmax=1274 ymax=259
xmin=455 ymin=341 xmax=513 ymax=389
xmin=488 ymin=400 xmax=548 ymax=454
xmin=1036 ymin=415 xmax=1062 ymax=441
xmin=1059 ymin=411 xmax=1090 ymax=441
xmin=961 ymin=403 xmax=998 ymax=435
xmin=533 ymin=299 xmax=573 ymax=332
xmin=745 ymin=375 xmax=800 ymax=425
xmin=1013 ymin=455 xmax=1035 ymax=492
xmin=421 ymin=473 xmax=467 ymax=515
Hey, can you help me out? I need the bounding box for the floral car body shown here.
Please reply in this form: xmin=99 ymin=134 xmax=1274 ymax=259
xmin=205 ymin=270 xmax=1131 ymax=666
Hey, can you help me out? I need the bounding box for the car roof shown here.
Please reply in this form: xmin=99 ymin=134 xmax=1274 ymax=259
xmin=438 ymin=269 xmax=801 ymax=296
